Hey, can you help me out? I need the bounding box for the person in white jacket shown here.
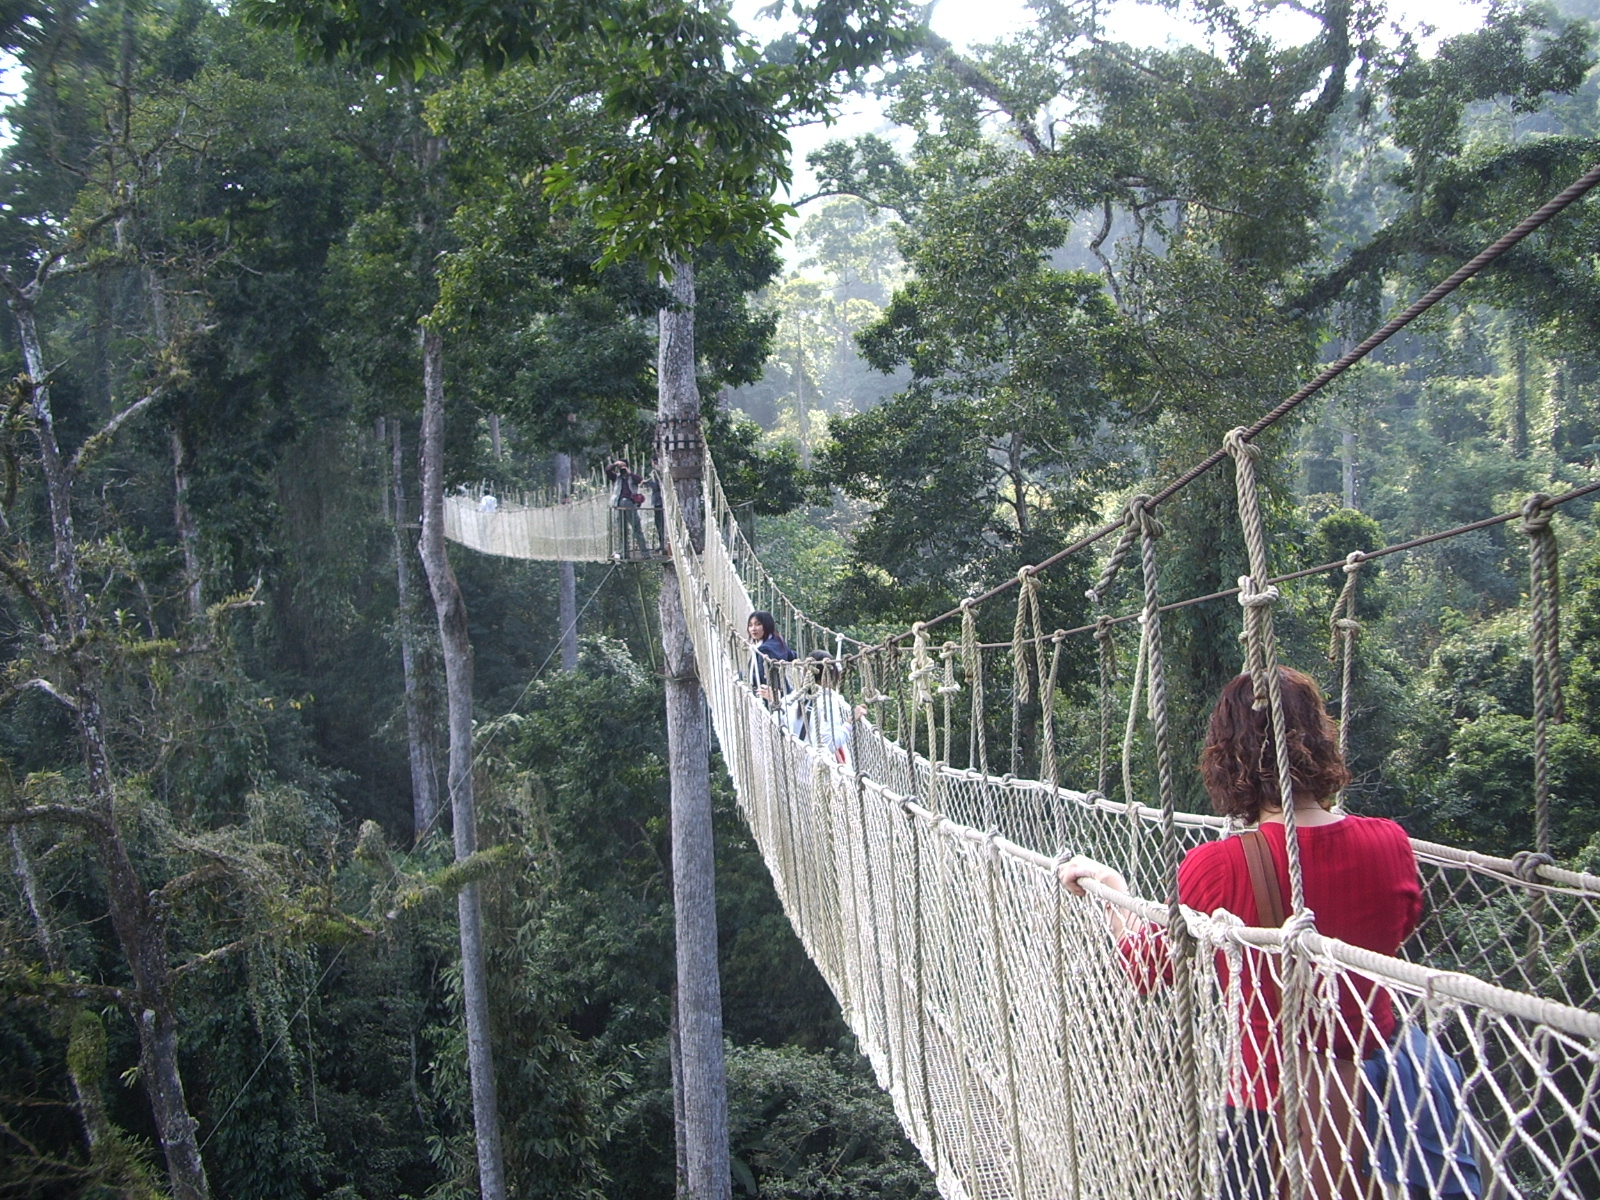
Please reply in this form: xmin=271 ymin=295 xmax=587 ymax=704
xmin=782 ymin=650 xmax=867 ymax=768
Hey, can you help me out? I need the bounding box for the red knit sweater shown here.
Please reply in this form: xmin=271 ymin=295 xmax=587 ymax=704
xmin=1121 ymin=815 xmax=1422 ymax=1110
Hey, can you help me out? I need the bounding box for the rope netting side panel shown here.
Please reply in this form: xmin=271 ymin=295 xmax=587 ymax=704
xmin=662 ymin=464 xmax=1600 ymax=1200
xmin=442 ymin=490 xmax=614 ymax=561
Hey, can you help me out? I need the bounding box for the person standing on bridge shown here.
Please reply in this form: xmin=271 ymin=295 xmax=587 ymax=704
xmin=782 ymin=650 xmax=868 ymax=768
xmin=1061 ymin=667 xmax=1422 ymax=1200
xmin=747 ymin=610 xmax=796 ymax=704
xmin=607 ymin=459 xmax=647 ymax=557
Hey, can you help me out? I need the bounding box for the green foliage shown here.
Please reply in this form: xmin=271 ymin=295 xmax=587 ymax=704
xmin=607 ymin=1044 xmax=934 ymax=1199
xmin=249 ymin=0 xmax=920 ymax=270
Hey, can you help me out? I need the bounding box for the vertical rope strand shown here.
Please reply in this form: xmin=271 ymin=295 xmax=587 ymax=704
xmin=1095 ymin=615 xmax=1115 ymax=797
xmin=1224 ymin=429 xmax=1309 ymax=1200
xmin=938 ymin=641 xmax=960 ymax=766
xmin=962 ymin=600 xmax=988 ymax=776
xmin=1327 ymin=552 xmax=1365 ymax=807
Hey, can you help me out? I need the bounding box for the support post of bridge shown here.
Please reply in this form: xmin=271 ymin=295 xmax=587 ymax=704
xmin=657 ymin=256 xmax=730 ymax=1200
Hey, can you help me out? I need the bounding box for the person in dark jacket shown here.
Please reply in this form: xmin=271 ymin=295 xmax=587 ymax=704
xmin=747 ymin=610 xmax=795 ymax=702
xmin=606 ymin=459 xmax=646 ymax=556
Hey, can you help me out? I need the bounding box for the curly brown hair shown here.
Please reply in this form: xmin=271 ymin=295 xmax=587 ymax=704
xmin=1198 ymin=668 xmax=1350 ymax=823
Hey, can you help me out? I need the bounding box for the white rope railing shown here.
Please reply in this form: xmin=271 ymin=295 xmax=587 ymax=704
xmin=658 ymin=452 xmax=1600 ymax=1200
xmin=447 ymin=452 xmax=1600 ymax=1199
xmin=443 ymin=487 xmax=614 ymax=561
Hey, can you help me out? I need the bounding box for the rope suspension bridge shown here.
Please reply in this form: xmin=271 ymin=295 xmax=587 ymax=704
xmin=444 ymin=171 xmax=1600 ymax=1200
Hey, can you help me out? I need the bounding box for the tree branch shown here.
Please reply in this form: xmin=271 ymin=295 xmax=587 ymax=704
xmin=169 ymin=936 xmax=255 ymax=981
xmin=0 ymin=552 xmax=59 ymax=638
xmin=154 ymin=862 xmax=230 ymax=906
xmin=0 ymin=678 xmax=81 ymax=711
xmin=31 ymin=205 xmax=132 ymax=293
xmin=68 ymin=388 xmax=165 ymax=477
xmin=916 ymin=28 xmax=1047 ymax=157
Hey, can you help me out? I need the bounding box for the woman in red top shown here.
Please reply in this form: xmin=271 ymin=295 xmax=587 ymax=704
xmin=1063 ymin=668 xmax=1422 ymax=1200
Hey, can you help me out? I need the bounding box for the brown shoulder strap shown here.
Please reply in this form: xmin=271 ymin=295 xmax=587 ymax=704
xmin=1239 ymin=829 xmax=1287 ymax=928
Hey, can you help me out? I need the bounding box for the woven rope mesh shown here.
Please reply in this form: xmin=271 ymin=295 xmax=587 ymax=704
xmin=449 ymin=454 xmax=1600 ymax=1199
xmin=443 ymin=488 xmax=615 ymax=561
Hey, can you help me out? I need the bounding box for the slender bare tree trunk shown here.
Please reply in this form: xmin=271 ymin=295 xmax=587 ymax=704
xmin=415 ymin=327 xmax=507 ymax=1200
xmin=657 ymin=258 xmax=729 ymax=1200
xmin=555 ymin=453 xmax=579 ymax=673
xmin=145 ymin=266 xmax=203 ymax=626
xmin=8 ymin=288 xmax=212 ymax=1200
xmin=392 ymin=417 xmax=441 ymax=839
xmin=10 ymin=828 xmax=115 ymax=1151
xmin=1513 ymin=339 xmax=1530 ymax=457
xmin=172 ymin=429 xmax=203 ymax=623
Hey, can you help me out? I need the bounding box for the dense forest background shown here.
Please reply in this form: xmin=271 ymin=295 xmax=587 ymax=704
xmin=5 ymin=0 xmax=1600 ymax=1197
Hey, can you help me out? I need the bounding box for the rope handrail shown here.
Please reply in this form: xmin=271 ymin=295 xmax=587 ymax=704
xmin=1073 ymin=884 xmax=1600 ymax=1041
xmin=451 ymin=437 xmax=1600 ymax=1200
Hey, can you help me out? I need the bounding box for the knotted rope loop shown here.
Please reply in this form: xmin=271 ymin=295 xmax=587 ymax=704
xmin=1280 ymin=908 xmax=1318 ymax=951
xmin=1236 ymin=574 xmax=1279 ymax=707
xmin=1519 ymin=493 xmax=1554 ymax=535
xmin=1236 ymin=578 xmax=1280 ymax=608
xmin=1224 ymin=428 xmax=1270 ymax=580
xmin=1127 ymin=494 xmax=1163 ymax=542
xmin=858 ymin=645 xmax=889 ymax=704
xmin=1041 ymin=631 xmax=1066 ymax=797
xmin=910 ymin=621 xmax=938 ymax=706
xmin=1511 ymin=850 xmax=1555 ymax=883
xmin=1521 ymin=493 xmax=1564 ymax=855
xmin=1011 ymin=566 xmax=1046 ymax=706
xmin=937 ymin=641 xmax=962 ymax=695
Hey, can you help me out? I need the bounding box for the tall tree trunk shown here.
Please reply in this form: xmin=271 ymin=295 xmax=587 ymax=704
xmin=393 ymin=417 xmax=441 ymax=840
xmin=669 ymin=983 xmax=689 ymax=1196
xmin=415 ymin=327 xmax=507 ymax=1200
xmin=1008 ymin=430 xmax=1028 ymax=536
xmin=794 ymin=324 xmax=811 ymax=470
xmin=555 ymin=452 xmax=579 ymax=673
xmin=172 ymin=428 xmax=203 ymax=623
xmin=147 ymin=267 xmax=202 ymax=625
xmin=1513 ymin=339 xmax=1530 ymax=457
xmin=1341 ymin=428 xmax=1358 ymax=510
xmin=657 ymin=258 xmax=729 ymax=1200
xmin=8 ymin=290 xmax=212 ymax=1200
